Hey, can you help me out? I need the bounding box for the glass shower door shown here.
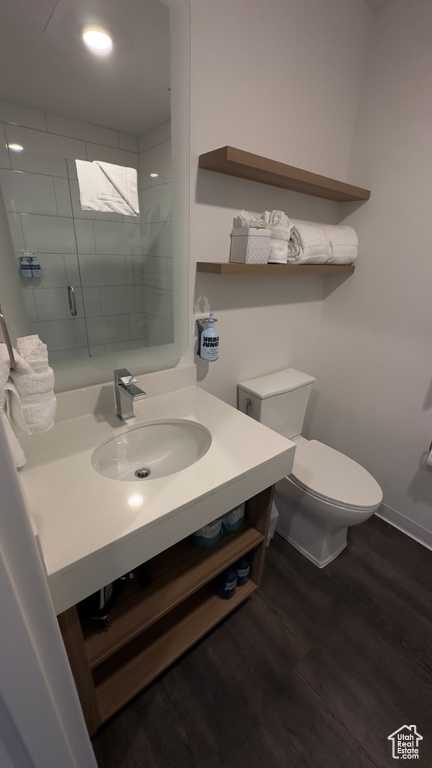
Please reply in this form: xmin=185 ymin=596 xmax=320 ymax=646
xmin=0 ymin=150 xmax=89 ymax=362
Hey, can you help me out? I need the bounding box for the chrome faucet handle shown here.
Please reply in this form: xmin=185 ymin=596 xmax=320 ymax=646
xmin=114 ymin=368 xmax=134 ymax=384
xmin=114 ymin=368 xmax=146 ymax=420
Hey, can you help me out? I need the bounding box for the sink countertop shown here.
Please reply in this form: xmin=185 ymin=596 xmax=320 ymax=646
xmin=18 ymin=383 xmax=295 ymax=614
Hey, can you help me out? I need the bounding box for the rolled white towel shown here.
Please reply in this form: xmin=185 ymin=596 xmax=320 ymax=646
xmin=10 ymin=366 xmax=54 ymax=397
xmin=321 ymin=224 xmax=358 ymax=264
xmin=21 ymin=392 xmax=57 ymax=434
xmin=290 ymin=221 xmax=332 ymax=264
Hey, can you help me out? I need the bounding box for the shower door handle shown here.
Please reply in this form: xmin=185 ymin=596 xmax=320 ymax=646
xmin=67 ymin=285 xmax=77 ymax=317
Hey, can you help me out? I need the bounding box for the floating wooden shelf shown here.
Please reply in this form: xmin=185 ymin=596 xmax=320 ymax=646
xmin=197 ymin=262 xmax=355 ymax=276
xmin=198 ymin=146 xmax=370 ymax=203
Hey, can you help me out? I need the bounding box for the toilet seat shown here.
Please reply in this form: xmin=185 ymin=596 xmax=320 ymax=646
xmin=289 ymin=439 xmax=383 ymax=511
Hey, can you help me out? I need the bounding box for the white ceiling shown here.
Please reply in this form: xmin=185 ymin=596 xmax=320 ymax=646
xmin=0 ymin=0 xmax=170 ymax=136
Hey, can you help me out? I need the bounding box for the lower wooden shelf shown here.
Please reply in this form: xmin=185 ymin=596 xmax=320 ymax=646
xmin=58 ymin=485 xmax=274 ymax=734
xmin=197 ymin=262 xmax=355 ymax=275
xmin=93 ymin=581 xmax=257 ymax=723
xmin=82 ymin=524 xmax=264 ymax=668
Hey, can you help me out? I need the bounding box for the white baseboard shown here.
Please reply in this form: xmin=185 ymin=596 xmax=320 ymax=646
xmin=376 ymin=504 xmax=432 ymax=551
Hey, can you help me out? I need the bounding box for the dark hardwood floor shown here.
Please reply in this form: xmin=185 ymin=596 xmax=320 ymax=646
xmin=92 ymin=516 xmax=432 ymax=767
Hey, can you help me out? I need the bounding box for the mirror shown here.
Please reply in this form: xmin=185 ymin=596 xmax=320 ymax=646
xmin=0 ymin=0 xmax=189 ymax=391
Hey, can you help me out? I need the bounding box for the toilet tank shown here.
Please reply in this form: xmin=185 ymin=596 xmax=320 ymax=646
xmin=238 ymin=368 xmax=316 ymax=439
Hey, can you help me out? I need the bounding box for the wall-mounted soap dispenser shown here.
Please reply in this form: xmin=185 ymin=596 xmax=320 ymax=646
xmin=197 ymin=313 xmax=219 ymax=361
xmin=19 ymin=252 xmax=41 ymax=279
xmin=19 ymin=255 xmax=32 ymax=278
xmin=30 ymin=255 xmax=42 ymax=278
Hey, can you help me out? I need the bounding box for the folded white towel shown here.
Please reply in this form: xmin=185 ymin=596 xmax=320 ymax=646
xmin=21 ymin=391 xmax=57 ymax=434
xmin=0 ymin=344 xmax=28 ymax=434
xmin=262 ymin=210 xmax=295 ymax=242
xmin=0 ymin=344 xmax=26 ymax=467
xmin=289 ymin=221 xmax=332 ymax=264
xmin=10 ymin=336 xmax=57 ymax=433
xmin=4 ymin=380 xmax=29 ymax=436
xmin=268 ymin=239 xmax=289 ymax=264
xmin=321 ymin=224 xmax=358 ymax=264
xmin=76 ymin=159 xmax=139 ymax=217
xmin=16 ymin=334 xmax=49 ymax=372
xmin=272 ymin=224 xmax=294 ymax=241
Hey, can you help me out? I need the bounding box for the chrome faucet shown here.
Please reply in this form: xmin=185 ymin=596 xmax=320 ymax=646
xmin=114 ymin=368 xmax=146 ymax=420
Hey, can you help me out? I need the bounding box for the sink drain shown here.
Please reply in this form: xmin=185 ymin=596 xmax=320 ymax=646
xmin=135 ymin=467 xmax=151 ymax=479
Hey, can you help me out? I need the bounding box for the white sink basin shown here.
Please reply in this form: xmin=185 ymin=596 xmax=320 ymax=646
xmin=91 ymin=419 xmax=212 ymax=481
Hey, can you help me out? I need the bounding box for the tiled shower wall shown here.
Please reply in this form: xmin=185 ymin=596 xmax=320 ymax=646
xmin=0 ymin=100 xmax=173 ymax=361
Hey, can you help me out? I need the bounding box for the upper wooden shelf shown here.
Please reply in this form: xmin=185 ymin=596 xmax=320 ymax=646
xmin=198 ymin=146 xmax=370 ymax=203
xmin=197 ymin=262 xmax=355 ymax=275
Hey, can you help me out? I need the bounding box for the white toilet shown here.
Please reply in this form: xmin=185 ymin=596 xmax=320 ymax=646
xmin=238 ymin=368 xmax=383 ymax=568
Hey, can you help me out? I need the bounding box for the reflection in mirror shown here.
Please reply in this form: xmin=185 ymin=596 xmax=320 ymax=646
xmin=0 ymin=0 xmax=189 ymax=391
xmin=1 ymin=151 xmax=174 ymax=362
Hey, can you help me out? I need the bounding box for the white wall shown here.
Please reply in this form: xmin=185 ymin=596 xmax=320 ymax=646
xmin=188 ymin=0 xmax=432 ymax=547
xmin=188 ymin=0 xmax=373 ymax=403
xmin=310 ymin=0 xmax=432 ymax=546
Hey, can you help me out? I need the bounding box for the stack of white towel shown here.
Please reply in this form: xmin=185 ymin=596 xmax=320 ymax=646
xmin=261 ymin=210 xmax=295 ymax=264
xmin=0 ymin=335 xmax=56 ymax=468
xmin=235 ymin=210 xmax=358 ymax=265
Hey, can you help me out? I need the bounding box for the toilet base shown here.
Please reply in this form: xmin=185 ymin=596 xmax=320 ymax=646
xmin=276 ymin=527 xmax=347 ymax=568
xmin=273 ymin=475 xmax=376 ymax=568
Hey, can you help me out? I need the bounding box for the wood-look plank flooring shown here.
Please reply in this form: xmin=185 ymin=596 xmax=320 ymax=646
xmin=92 ymin=516 xmax=432 ymax=767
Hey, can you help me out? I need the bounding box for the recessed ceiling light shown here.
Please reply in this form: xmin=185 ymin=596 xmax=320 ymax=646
xmin=150 ymin=173 xmax=159 ymax=178
xmin=82 ymin=25 xmax=113 ymax=53
xmin=8 ymin=143 xmax=24 ymax=152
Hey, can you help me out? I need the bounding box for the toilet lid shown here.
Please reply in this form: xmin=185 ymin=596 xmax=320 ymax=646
xmin=290 ymin=440 xmax=383 ymax=510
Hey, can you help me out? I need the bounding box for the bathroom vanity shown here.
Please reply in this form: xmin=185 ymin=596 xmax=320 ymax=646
xmin=18 ymin=365 xmax=295 ymax=734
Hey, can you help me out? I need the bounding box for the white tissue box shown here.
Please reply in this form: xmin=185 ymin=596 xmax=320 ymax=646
xmin=229 ymin=227 xmax=271 ymax=264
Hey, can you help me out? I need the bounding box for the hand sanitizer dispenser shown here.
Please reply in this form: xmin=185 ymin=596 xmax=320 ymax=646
xmin=199 ymin=313 xmax=219 ymax=361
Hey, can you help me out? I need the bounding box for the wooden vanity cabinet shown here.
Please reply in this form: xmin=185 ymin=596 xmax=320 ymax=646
xmin=58 ymin=485 xmax=274 ymax=735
